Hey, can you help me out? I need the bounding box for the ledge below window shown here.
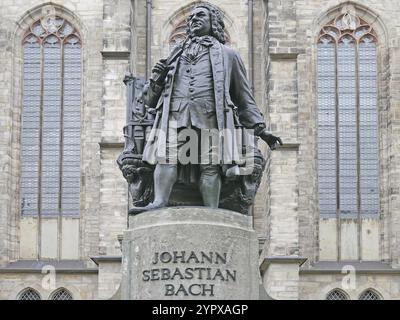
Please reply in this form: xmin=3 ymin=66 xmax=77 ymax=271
xmin=0 ymin=260 xmax=98 ymax=274
xmin=90 ymin=256 xmax=122 ymax=266
xmin=300 ymin=261 xmax=398 ymax=275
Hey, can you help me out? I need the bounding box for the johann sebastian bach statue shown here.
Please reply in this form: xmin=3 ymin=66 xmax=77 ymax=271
xmin=118 ymin=2 xmax=282 ymax=214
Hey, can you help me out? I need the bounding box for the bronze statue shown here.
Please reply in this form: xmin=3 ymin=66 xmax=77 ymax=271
xmin=118 ymin=2 xmax=282 ymax=215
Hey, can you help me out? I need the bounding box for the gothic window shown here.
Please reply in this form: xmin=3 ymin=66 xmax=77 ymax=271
xmin=18 ymin=288 xmax=41 ymax=300
xmin=317 ymin=12 xmax=379 ymax=217
xmin=20 ymin=16 xmax=81 ymax=216
xmin=326 ymin=289 xmax=349 ymax=300
xmin=169 ymin=19 xmax=189 ymax=47
xmin=359 ymin=289 xmax=382 ymax=300
xmin=50 ymin=288 xmax=73 ymax=300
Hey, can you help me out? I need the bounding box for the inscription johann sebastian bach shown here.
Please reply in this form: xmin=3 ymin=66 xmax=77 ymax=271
xmin=142 ymin=251 xmax=237 ymax=297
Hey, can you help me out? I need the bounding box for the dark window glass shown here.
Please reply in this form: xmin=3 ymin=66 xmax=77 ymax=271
xmin=19 ymin=288 xmax=41 ymax=300
xmin=51 ymin=288 xmax=73 ymax=300
xmin=317 ymin=13 xmax=379 ymax=217
xmin=21 ymin=17 xmax=81 ymax=216
xmin=326 ymin=289 xmax=349 ymax=300
xmin=359 ymin=289 xmax=381 ymax=300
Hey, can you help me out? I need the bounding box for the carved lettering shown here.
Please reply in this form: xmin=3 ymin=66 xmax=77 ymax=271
xmin=151 ymin=269 xmax=160 ymax=281
xmin=202 ymin=284 xmax=215 ymax=297
xmin=184 ymin=267 xmax=194 ymax=279
xmin=212 ymin=268 xmax=225 ymax=281
xmin=175 ymin=284 xmax=189 ymax=296
xmin=226 ymin=269 xmax=237 ymax=282
xmin=159 ymin=252 xmax=173 ymax=263
xmin=186 ymin=251 xmax=200 ymax=264
xmin=194 ymin=267 xmax=206 ymax=279
xmin=215 ymin=252 xmax=227 ymax=264
xmin=188 ymin=284 xmax=202 ymax=296
xmin=165 ymin=284 xmax=175 ymax=296
xmin=164 ymin=284 xmax=215 ymax=297
xmin=142 ymin=270 xmax=150 ymax=281
xmin=171 ymin=267 xmax=185 ymax=280
xmin=200 ymin=251 xmax=213 ymax=264
xmin=151 ymin=252 xmax=159 ymax=264
xmin=173 ymin=251 xmax=186 ymax=263
xmin=151 ymin=251 xmax=229 ymax=264
xmin=143 ymin=250 xmax=236 ymax=297
xmin=161 ymin=268 xmax=170 ymax=280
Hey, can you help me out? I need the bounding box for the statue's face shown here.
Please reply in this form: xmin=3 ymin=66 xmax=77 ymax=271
xmin=188 ymin=7 xmax=211 ymax=37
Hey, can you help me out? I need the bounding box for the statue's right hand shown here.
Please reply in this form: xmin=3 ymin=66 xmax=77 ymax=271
xmin=151 ymin=59 xmax=174 ymax=85
xmin=151 ymin=59 xmax=173 ymax=85
xmin=151 ymin=59 xmax=173 ymax=82
xmin=152 ymin=59 xmax=173 ymax=78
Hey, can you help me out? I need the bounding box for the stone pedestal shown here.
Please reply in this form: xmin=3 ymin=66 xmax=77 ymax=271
xmin=121 ymin=207 xmax=260 ymax=300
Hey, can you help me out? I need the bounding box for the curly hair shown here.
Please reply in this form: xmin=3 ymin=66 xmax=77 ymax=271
xmin=186 ymin=2 xmax=226 ymax=44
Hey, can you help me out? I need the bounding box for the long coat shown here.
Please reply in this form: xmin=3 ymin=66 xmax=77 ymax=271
xmin=142 ymin=37 xmax=265 ymax=166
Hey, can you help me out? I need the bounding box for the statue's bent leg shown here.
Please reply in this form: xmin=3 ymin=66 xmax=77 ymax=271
xmin=152 ymin=163 xmax=178 ymax=206
xmin=199 ymin=164 xmax=221 ymax=208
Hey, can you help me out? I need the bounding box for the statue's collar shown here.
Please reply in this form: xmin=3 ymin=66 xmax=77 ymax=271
xmin=186 ymin=35 xmax=215 ymax=47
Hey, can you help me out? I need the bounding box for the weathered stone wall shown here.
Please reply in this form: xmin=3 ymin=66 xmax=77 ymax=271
xmin=99 ymin=0 xmax=131 ymax=257
xmin=263 ymin=261 xmax=301 ymax=300
xmin=1 ymin=0 xmax=400 ymax=300
xmin=97 ymin=261 xmax=121 ymax=299
xmin=261 ymin=0 xmax=300 ymax=262
xmin=299 ymin=272 xmax=400 ymax=300
xmin=294 ymin=0 xmax=400 ymax=267
xmin=258 ymin=0 xmax=400 ymax=299
xmin=0 ymin=0 xmax=104 ymax=267
xmin=0 ymin=272 xmax=98 ymax=300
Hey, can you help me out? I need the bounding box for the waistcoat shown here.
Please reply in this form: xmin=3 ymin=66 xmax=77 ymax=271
xmin=169 ymin=50 xmax=217 ymax=129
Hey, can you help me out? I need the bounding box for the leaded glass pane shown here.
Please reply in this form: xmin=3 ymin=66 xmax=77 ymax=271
xmin=21 ymin=37 xmax=40 ymax=215
xmin=317 ymin=40 xmax=337 ymax=215
xmin=41 ymin=36 xmax=61 ymax=215
xmin=31 ymin=21 xmax=45 ymax=38
xmin=359 ymin=289 xmax=381 ymax=300
xmin=21 ymin=18 xmax=81 ymax=218
xmin=62 ymin=38 xmax=81 ymax=215
xmin=51 ymin=288 xmax=73 ymax=300
xmin=355 ymin=26 xmax=371 ymax=38
xmin=326 ymin=289 xmax=348 ymax=300
xmin=317 ymin=14 xmax=379 ymax=218
xmin=359 ymin=41 xmax=379 ymax=215
xmin=337 ymin=38 xmax=357 ymax=216
xmin=19 ymin=289 xmax=41 ymax=300
xmin=59 ymin=22 xmax=74 ymax=38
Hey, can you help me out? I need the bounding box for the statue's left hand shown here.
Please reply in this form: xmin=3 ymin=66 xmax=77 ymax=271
xmin=259 ymin=129 xmax=283 ymax=150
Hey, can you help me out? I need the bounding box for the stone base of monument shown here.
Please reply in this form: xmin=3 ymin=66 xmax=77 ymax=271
xmin=121 ymin=207 xmax=260 ymax=300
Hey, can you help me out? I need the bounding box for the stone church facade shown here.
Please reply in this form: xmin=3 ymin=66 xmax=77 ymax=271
xmin=0 ymin=0 xmax=400 ymax=300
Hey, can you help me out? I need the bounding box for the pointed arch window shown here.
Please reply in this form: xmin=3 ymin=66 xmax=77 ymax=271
xmin=317 ymin=13 xmax=379 ymax=217
xmin=326 ymin=288 xmax=349 ymax=300
xmin=21 ymin=16 xmax=81 ymax=216
xmin=18 ymin=288 xmax=42 ymax=300
xmin=50 ymin=288 xmax=73 ymax=300
xmin=359 ymin=289 xmax=382 ymax=300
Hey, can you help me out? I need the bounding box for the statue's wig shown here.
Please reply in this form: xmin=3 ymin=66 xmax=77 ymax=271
xmin=186 ymin=2 xmax=226 ymax=44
